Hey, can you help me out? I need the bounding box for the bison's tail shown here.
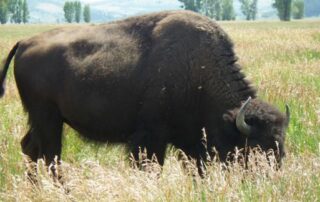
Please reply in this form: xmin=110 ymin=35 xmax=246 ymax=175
xmin=0 ymin=42 xmax=19 ymax=98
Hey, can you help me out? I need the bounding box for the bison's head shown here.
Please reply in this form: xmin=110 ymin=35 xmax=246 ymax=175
xmin=211 ymin=97 xmax=290 ymax=167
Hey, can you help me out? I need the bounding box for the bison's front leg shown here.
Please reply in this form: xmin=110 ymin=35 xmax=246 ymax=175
xmin=177 ymin=137 xmax=211 ymax=178
xmin=128 ymin=125 xmax=170 ymax=171
xmin=128 ymin=84 xmax=171 ymax=171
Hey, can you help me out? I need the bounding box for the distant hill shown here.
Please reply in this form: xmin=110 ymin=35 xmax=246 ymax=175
xmin=28 ymin=0 xmax=183 ymax=23
xmin=26 ymin=0 xmax=318 ymax=23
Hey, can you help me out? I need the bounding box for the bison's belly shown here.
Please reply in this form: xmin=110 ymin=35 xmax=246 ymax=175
xmin=58 ymin=86 xmax=140 ymax=142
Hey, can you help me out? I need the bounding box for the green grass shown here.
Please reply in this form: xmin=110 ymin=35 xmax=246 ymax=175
xmin=222 ymin=20 xmax=320 ymax=154
xmin=0 ymin=20 xmax=320 ymax=201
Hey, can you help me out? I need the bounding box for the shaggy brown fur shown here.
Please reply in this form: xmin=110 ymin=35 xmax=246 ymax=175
xmin=0 ymin=10 xmax=289 ymax=175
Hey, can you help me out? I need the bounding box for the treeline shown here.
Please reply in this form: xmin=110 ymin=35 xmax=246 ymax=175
xmin=0 ymin=0 xmax=29 ymax=24
xmin=63 ymin=1 xmax=91 ymax=23
xmin=179 ymin=0 xmax=305 ymax=21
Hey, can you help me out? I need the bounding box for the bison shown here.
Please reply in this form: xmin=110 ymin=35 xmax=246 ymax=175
xmin=0 ymin=11 xmax=289 ymax=177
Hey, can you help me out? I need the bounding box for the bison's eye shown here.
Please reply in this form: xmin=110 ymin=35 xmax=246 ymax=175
xmin=244 ymin=117 xmax=255 ymax=125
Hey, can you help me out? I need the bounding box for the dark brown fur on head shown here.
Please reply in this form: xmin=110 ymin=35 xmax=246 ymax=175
xmin=215 ymin=99 xmax=288 ymax=166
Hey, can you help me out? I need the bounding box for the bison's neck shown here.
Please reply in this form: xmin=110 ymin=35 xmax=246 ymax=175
xmin=202 ymin=62 xmax=256 ymax=155
xmin=203 ymin=62 xmax=256 ymax=115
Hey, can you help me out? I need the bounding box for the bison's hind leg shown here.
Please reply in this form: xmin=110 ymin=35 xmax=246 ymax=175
xmin=21 ymin=130 xmax=39 ymax=183
xmin=21 ymin=130 xmax=39 ymax=162
xmin=21 ymin=101 xmax=63 ymax=182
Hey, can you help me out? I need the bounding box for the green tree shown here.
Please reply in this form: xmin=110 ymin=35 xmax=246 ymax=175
xmin=74 ymin=1 xmax=81 ymax=23
xmin=178 ymin=0 xmax=202 ymax=12
xmin=0 ymin=0 xmax=30 ymax=24
xmin=7 ymin=0 xmax=17 ymax=20
xmin=63 ymin=1 xmax=75 ymax=23
xmin=239 ymin=0 xmax=258 ymax=20
xmin=0 ymin=0 xmax=8 ymax=24
xmin=273 ymin=0 xmax=292 ymax=21
xmin=11 ymin=0 xmax=22 ymax=23
xmin=221 ymin=0 xmax=235 ymax=20
xmin=83 ymin=4 xmax=90 ymax=23
xmin=202 ymin=0 xmax=222 ymax=20
xmin=292 ymin=0 xmax=304 ymax=19
xmin=8 ymin=0 xmax=18 ymax=23
xmin=22 ymin=0 xmax=29 ymax=23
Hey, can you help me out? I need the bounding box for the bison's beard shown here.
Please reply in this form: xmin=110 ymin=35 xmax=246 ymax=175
xmin=208 ymin=143 xmax=283 ymax=171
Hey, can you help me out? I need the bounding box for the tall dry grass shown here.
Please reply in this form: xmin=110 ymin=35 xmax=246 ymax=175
xmin=1 ymin=151 xmax=320 ymax=201
xmin=0 ymin=20 xmax=320 ymax=201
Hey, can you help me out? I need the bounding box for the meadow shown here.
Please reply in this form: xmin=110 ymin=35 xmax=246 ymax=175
xmin=0 ymin=20 xmax=319 ymax=201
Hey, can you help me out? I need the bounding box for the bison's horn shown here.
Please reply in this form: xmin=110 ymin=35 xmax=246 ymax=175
xmin=236 ymin=97 xmax=252 ymax=136
xmin=285 ymin=104 xmax=290 ymax=124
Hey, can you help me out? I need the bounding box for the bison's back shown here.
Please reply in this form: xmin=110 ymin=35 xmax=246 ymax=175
xmin=13 ymin=24 xmax=146 ymax=139
xmin=12 ymin=10 xmax=238 ymax=142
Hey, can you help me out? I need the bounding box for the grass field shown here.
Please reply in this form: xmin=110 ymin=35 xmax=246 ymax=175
xmin=0 ymin=20 xmax=320 ymax=201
